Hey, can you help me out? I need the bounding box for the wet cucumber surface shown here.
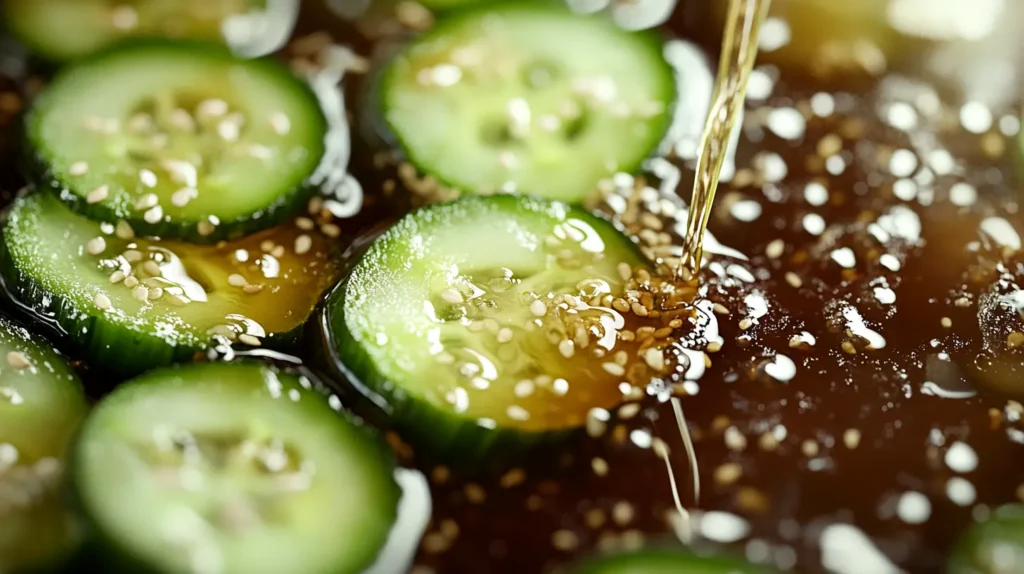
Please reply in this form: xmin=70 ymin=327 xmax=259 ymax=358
xmin=1 ymin=1 xmax=1024 ymax=574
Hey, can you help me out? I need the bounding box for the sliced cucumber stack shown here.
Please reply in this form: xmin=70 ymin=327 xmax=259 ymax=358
xmin=574 ymin=548 xmax=778 ymax=574
xmin=27 ymin=41 xmax=327 ymax=242
xmin=0 ymin=191 xmax=341 ymax=375
xmin=71 ymin=361 xmax=400 ymax=574
xmin=4 ymin=0 xmax=298 ymax=61
xmin=323 ymin=194 xmax=650 ymax=458
xmin=949 ymin=504 xmax=1024 ymax=573
xmin=380 ymin=1 xmax=674 ymax=202
xmin=0 ymin=314 xmax=88 ymax=572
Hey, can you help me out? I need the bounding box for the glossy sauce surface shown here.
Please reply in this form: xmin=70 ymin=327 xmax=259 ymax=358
xmin=4 ymin=1 xmax=1024 ymax=573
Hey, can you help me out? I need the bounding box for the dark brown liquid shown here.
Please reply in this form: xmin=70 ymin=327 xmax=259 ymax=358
xmin=4 ymin=1 xmax=1024 ymax=573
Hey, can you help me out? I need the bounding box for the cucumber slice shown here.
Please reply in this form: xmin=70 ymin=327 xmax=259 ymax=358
xmin=0 ymin=191 xmax=341 ymax=376
xmin=4 ymin=0 xmax=298 ymax=61
xmin=323 ymin=194 xmax=650 ymax=458
xmin=71 ymin=361 xmax=400 ymax=574
xmin=949 ymin=504 xmax=1024 ymax=573
xmin=380 ymin=1 xmax=674 ymax=203
xmin=27 ymin=41 xmax=327 ymax=242
xmin=0 ymin=314 xmax=88 ymax=572
xmin=574 ymin=548 xmax=777 ymax=574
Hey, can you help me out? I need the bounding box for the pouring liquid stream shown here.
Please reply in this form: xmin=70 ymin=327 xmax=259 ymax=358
xmin=678 ymin=0 xmax=772 ymax=278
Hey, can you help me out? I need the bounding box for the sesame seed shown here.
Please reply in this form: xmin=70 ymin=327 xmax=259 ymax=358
xmin=238 ymin=334 xmax=261 ymax=347
xmin=197 ymin=221 xmax=215 ymax=236
xmin=123 ymin=276 xmax=139 ymax=289
xmin=321 ymin=223 xmax=341 ymax=238
xmin=122 ymin=250 xmax=142 ymax=263
xmin=714 ymin=462 xmax=742 ymax=485
xmin=530 ymin=299 xmax=547 ymax=316
xmin=87 ymin=185 xmax=109 ymax=204
xmin=551 ymin=530 xmax=579 ymax=551
xmin=149 ymin=287 xmax=163 ymax=300
xmin=142 ymin=260 xmax=161 ymax=277
xmin=507 ymin=405 xmax=530 ymax=420
xmin=196 ymin=98 xmax=229 ymax=118
xmin=296 ymin=217 xmax=315 ymax=231
xmin=497 ymin=328 xmax=514 ymax=343
xmin=227 ymin=274 xmax=247 ymax=287
xmin=643 ymin=347 xmax=665 ymax=371
xmin=513 ymin=380 xmax=534 ymax=398
xmin=464 ymin=483 xmax=486 ymax=503
xmin=68 ymin=161 xmax=88 ymax=176
xmin=785 ymin=271 xmax=803 ymax=288
xmin=115 ymin=220 xmax=134 ymax=239
xmin=139 ymin=169 xmax=158 ymax=187
xmin=706 ymin=341 xmax=723 ymax=353
xmin=109 ymin=270 xmax=125 ymax=284
xmin=765 ymin=238 xmax=784 ymax=259
xmin=243 ymin=284 xmax=264 ymax=294
xmin=739 ymin=318 xmax=753 ymax=330
xmin=132 ymin=286 xmax=149 ymax=302
xmin=170 ymin=188 xmax=196 ymax=207
xmin=269 ymin=112 xmax=291 ymax=135
xmin=94 ymin=292 xmax=111 ymax=310
xmin=841 ymin=341 xmax=858 ymax=355
xmin=617 ymin=262 xmax=633 ymax=281
xmin=135 ymin=193 xmax=159 ymax=210
xmin=558 ymin=339 xmax=575 ymax=358
xmin=940 ymin=317 xmax=952 ymax=328
xmin=618 ymin=403 xmax=641 ymax=420
xmin=602 ymin=362 xmax=625 ymax=376
xmin=591 ymin=457 xmax=609 ymax=476
xmin=713 ymin=303 xmax=730 ymax=315
xmin=85 ymin=237 xmax=106 ymax=255
xmin=612 ymin=501 xmax=635 ymax=525
xmin=6 ymin=351 xmax=30 ymax=369
xmin=725 ymin=426 xmax=748 ymax=451
xmin=294 ymin=234 xmax=312 ymax=255
xmin=843 ymin=428 xmax=861 ymax=449
xmin=143 ymin=206 xmax=163 ymax=224
xmin=217 ymin=118 xmax=241 ymax=141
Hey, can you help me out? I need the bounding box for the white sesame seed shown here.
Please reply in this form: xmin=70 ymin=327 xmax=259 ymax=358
xmin=135 ymin=193 xmax=158 ymax=210
xmin=227 ymin=274 xmax=247 ymax=287
xmin=139 ymin=169 xmax=158 ymax=187
xmin=115 ymin=220 xmax=134 ymax=239
xmin=196 ymin=98 xmax=229 ymax=118
xmin=765 ymin=238 xmax=784 ymax=259
xmin=269 ymin=112 xmax=291 ymax=135
xmin=86 ymin=185 xmax=109 ymax=204
xmin=513 ymin=380 xmax=534 ymax=397
xmin=239 ymin=334 xmax=261 ymax=347
xmin=217 ymin=118 xmax=241 ymax=141
xmin=170 ymin=188 xmax=196 ymax=207
xmin=234 ymin=249 xmax=249 ymax=263
xmin=644 ymin=348 xmax=665 ymax=371
xmin=142 ymin=260 xmax=161 ymax=277
xmin=294 ymin=234 xmax=312 ymax=255
xmin=109 ymin=270 xmax=125 ymax=284
xmin=85 ymin=237 xmax=106 ymax=255
xmin=6 ymin=351 xmax=30 ymax=369
xmin=530 ymin=299 xmax=547 ymax=317
xmin=243 ymin=284 xmax=264 ymax=294
xmin=321 ymin=223 xmax=341 ymax=238
xmin=160 ymin=159 xmax=198 ymax=188
xmin=497 ymin=328 xmax=514 ymax=343
xmin=197 ymin=220 xmax=215 ymax=236
xmin=149 ymin=287 xmax=163 ymax=300
xmin=143 ymin=206 xmax=163 ymax=224
xmin=69 ymin=162 xmax=88 ymax=176
xmin=93 ymin=292 xmax=112 ymax=310
xmin=169 ymin=108 xmax=195 ymax=132
xmin=123 ymin=276 xmax=139 ymax=289
xmin=296 ymin=217 xmax=315 ymax=231
xmin=132 ymin=286 xmax=149 ymax=302
xmin=558 ymin=339 xmax=575 ymax=358
xmin=602 ymin=362 xmax=625 ymax=376
xmin=440 ymin=289 xmax=463 ymax=304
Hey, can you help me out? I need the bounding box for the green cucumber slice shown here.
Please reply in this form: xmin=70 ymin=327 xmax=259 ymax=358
xmin=574 ymin=548 xmax=777 ymax=574
xmin=71 ymin=361 xmax=400 ymax=574
xmin=0 ymin=314 xmax=88 ymax=573
xmin=4 ymin=0 xmax=298 ymax=61
xmin=323 ymin=194 xmax=650 ymax=458
xmin=949 ymin=504 xmax=1024 ymax=573
xmin=380 ymin=1 xmax=674 ymax=203
xmin=0 ymin=191 xmax=341 ymax=376
xmin=27 ymin=41 xmax=327 ymax=242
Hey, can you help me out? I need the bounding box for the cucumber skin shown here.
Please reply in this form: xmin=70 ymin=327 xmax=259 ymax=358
xmin=318 ymin=194 xmax=649 ymax=465
xmin=0 ymin=193 xmax=318 ymax=377
xmin=66 ymin=360 xmax=402 ymax=574
xmin=23 ymin=39 xmax=335 ymax=244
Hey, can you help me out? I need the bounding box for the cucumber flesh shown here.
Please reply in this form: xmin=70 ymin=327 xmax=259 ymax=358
xmin=574 ymin=548 xmax=778 ymax=574
xmin=0 ymin=314 xmax=88 ymax=572
xmin=949 ymin=504 xmax=1024 ymax=574
xmin=4 ymin=0 xmax=298 ymax=61
xmin=325 ymin=194 xmax=650 ymax=457
xmin=381 ymin=1 xmax=674 ymax=202
xmin=28 ymin=41 xmax=327 ymax=242
xmin=71 ymin=361 xmax=400 ymax=574
xmin=0 ymin=191 xmax=341 ymax=376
